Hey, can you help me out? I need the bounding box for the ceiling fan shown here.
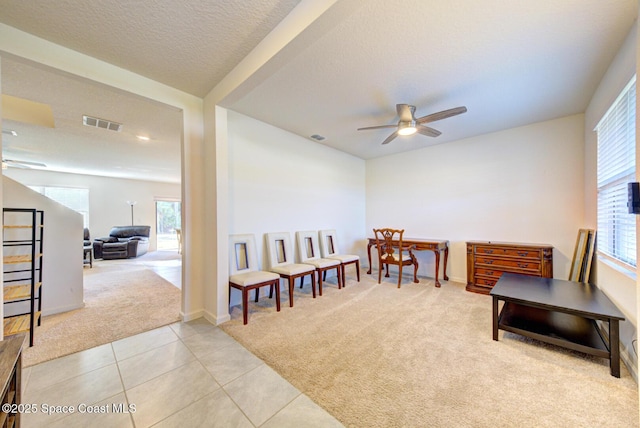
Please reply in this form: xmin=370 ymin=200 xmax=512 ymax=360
xmin=357 ymin=104 xmax=467 ymax=145
xmin=2 ymin=158 xmax=46 ymax=169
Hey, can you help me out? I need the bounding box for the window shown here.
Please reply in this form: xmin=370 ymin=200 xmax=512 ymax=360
xmin=596 ymin=76 xmax=636 ymax=268
xmin=155 ymin=200 xmax=181 ymax=250
xmin=29 ymin=186 xmax=90 ymax=228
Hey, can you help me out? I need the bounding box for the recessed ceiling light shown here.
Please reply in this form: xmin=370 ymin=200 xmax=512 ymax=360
xmin=137 ymin=135 xmax=150 ymax=141
xmin=310 ymin=134 xmax=326 ymax=141
xmin=1 ymin=129 xmax=18 ymax=137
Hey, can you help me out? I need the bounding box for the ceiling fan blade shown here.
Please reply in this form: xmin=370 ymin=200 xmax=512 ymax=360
xmin=357 ymin=124 xmax=398 ymax=131
xmin=416 ymin=106 xmax=467 ymax=124
xmin=396 ymin=104 xmax=416 ymax=122
xmin=416 ymin=125 xmax=442 ymax=137
xmin=381 ymin=131 xmax=398 ymax=145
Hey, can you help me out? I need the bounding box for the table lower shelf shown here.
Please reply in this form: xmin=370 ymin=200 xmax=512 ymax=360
xmin=498 ymin=302 xmax=610 ymax=359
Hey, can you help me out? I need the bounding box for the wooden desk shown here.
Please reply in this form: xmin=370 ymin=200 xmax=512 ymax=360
xmin=491 ymin=273 xmax=625 ymax=377
xmin=367 ymin=238 xmax=449 ymax=287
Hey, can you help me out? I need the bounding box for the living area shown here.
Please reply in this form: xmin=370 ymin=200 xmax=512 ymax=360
xmin=3 ymin=166 xmax=183 ymax=362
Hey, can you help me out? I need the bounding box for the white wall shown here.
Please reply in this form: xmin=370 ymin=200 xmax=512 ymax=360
xmin=227 ymin=111 xmax=366 ymax=305
xmin=366 ymin=114 xmax=585 ymax=284
xmin=584 ymin=21 xmax=637 ymax=377
xmin=3 ymin=176 xmax=83 ymax=315
xmin=3 ymin=169 xmax=180 ymax=250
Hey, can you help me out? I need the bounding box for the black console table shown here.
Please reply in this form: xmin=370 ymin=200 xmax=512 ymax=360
xmin=490 ymin=273 xmax=625 ymax=377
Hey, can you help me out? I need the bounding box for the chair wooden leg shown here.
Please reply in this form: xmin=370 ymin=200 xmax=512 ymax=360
xmin=310 ymin=273 xmax=317 ymax=298
xmin=336 ymin=266 xmax=342 ymax=289
xmin=274 ymin=280 xmax=281 ymax=312
xmin=413 ymin=256 xmax=419 ymax=283
xmin=377 ymin=261 xmax=383 ymax=284
xmin=318 ymin=270 xmax=323 ymax=296
xmin=341 ymin=264 xmax=346 ymax=288
xmin=288 ymin=276 xmax=295 ymax=307
xmin=398 ymin=264 xmax=403 ymax=288
xmin=355 ymin=260 xmax=360 ymax=281
xmin=242 ymin=289 xmax=249 ymax=325
xmin=254 ymin=288 xmax=260 ymax=302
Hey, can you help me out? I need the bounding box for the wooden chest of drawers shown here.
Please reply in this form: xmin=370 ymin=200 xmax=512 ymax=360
xmin=466 ymin=241 xmax=553 ymax=294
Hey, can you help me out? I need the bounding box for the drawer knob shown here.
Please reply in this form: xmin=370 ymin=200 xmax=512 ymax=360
xmin=484 ymin=249 xmax=494 ymax=254
xmin=485 ymin=260 xmax=494 ymax=264
xmin=518 ymin=251 xmax=528 ymax=256
xmin=518 ymin=263 xmax=529 ymax=268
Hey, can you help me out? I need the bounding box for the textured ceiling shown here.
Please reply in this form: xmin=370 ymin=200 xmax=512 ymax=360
xmin=0 ymin=0 xmax=302 ymax=97
xmin=225 ymin=0 xmax=638 ymax=159
xmin=0 ymin=0 xmax=637 ymax=181
xmin=2 ymin=58 xmax=183 ymax=183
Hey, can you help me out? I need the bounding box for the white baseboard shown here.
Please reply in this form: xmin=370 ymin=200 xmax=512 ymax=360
xmin=621 ymin=346 xmax=638 ymax=382
xmin=42 ymin=301 xmax=85 ymax=317
xmin=203 ymin=310 xmax=230 ymax=326
xmin=180 ymin=309 xmax=204 ymax=322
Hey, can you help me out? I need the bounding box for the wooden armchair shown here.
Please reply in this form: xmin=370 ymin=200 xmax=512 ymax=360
xmin=373 ymin=228 xmax=419 ymax=288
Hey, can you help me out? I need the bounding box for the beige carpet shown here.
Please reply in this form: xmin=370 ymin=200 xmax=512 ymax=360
xmin=220 ymin=272 xmax=639 ymax=428
xmin=23 ymin=263 xmax=181 ymax=367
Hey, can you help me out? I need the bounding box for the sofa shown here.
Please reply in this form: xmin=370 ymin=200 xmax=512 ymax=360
xmin=93 ymin=225 xmax=151 ymax=260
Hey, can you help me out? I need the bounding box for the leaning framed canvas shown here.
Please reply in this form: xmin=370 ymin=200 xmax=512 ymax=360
xmin=569 ymin=229 xmax=596 ymax=283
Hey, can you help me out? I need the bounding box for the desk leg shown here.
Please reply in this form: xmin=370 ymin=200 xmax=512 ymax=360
xmin=443 ymin=247 xmax=449 ymax=280
xmin=610 ymin=319 xmax=620 ymax=378
xmin=492 ymin=296 xmax=499 ymax=341
xmin=433 ymin=250 xmax=441 ymax=288
xmin=366 ymin=242 xmax=373 ymax=274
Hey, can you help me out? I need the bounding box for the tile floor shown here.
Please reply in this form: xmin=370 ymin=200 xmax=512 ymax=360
xmin=24 ymin=252 xmax=341 ymax=427
xmin=22 ymin=318 xmax=343 ymax=427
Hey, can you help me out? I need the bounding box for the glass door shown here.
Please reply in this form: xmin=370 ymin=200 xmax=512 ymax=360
xmin=156 ymin=200 xmax=182 ymax=251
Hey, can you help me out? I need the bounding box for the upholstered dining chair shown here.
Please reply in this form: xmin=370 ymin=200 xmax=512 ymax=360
xmin=265 ymin=232 xmax=317 ymax=307
xmin=319 ymin=229 xmax=360 ymax=285
xmin=229 ymin=234 xmax=281 ymax=325
xmin=296 ymin=230 xmax=342 ymax=296
xmin=373 ymin=228 xmax=419 ymax=288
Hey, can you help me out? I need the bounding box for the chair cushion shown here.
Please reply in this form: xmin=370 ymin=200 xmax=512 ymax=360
xmin=271 ymin=264 xmax=315 ymax=276
xmin=328 ymin=254 xmax=359 ymax=263
xmin=95 ymin=236 xmax=119 ymax=243
xmin=230 ymin=271 xmax=279 ymax=287
xmin=303 ymin=258 xmax=340 ymax=269
xmin=382 ymin=254 xmax=411 ymax=262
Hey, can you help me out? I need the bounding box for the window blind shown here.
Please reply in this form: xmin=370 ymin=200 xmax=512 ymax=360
xmin=596 ymin=77 xmax=636 ymax=267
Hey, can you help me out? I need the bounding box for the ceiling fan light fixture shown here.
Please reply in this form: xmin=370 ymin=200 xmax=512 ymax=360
xmin=397 ymin=121 xmax=417 ymax=136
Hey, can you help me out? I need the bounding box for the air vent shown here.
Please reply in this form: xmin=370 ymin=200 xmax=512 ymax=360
xmin=310 ymin=134 xmax=326 ymax=141
xmin=83 ymin=115 xmax=122 ymax=132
